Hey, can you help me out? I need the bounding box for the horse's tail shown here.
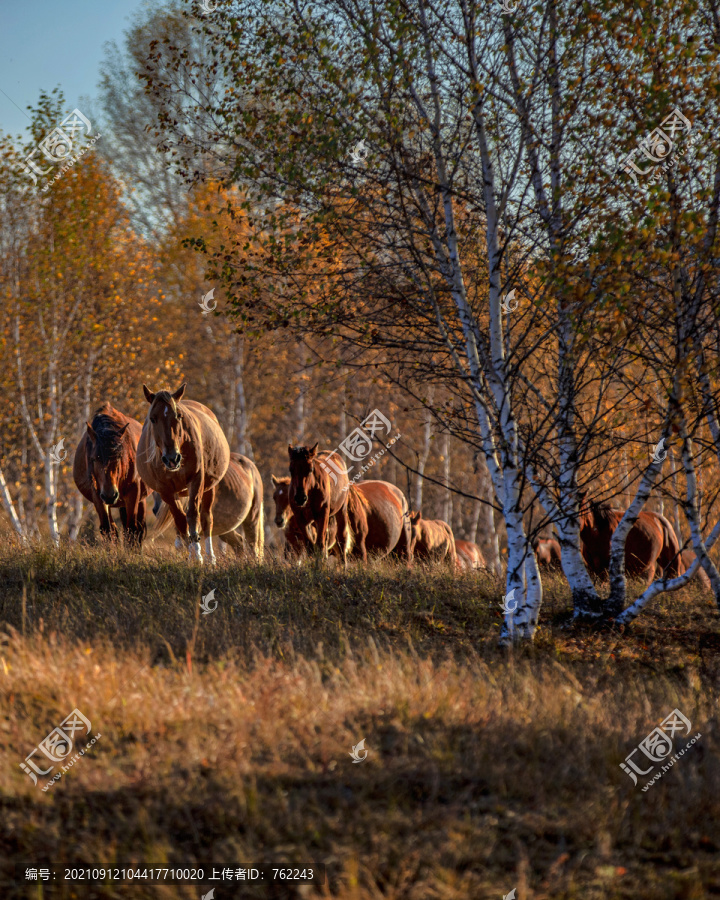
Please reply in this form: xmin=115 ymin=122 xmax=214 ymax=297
xmin=150 ymin=498 xmax=174 ymax=539
xmin=255 ymin=491 xmax=265 ymax=561
xmin=658 ymin=513 xmax=684 ymax=577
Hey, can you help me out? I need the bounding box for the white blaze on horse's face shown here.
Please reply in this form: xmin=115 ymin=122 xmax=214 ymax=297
xmin=150 ymin=400 xmax=184 ymax=471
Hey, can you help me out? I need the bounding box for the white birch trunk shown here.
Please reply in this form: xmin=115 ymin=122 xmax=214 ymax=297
xmin=441 ymin=431 xmax=452 ymax=525
xmin=0 ymin=466 xmax=28 ymax=541
xmin=413 ymin=394 xmax=433 ymax=511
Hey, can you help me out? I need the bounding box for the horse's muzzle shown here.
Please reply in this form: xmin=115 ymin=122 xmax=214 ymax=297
xmin=275 ymin=516 xmax=284 ymax=527
xmin=295 ymin=493 xmax=308 ymax=507
xmin=100 ymin=490 xmax=119 ymax=505
xmin=162 ymin=453 xmax=182 ymax=471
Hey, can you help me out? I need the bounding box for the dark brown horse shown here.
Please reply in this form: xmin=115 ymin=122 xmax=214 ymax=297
xmin=73 ymin=403 xmax=150 ymax=545
xmin=271 ymin=474 xmax=337 ymax=558
xmin=288 ymin=444 xmax=351 ymax=563
xmin=455 ymin=539 xmax=486 ymax=570
xmin=409 ymin=512 xmax=457 ymax=567
xmin=154 ymin=453 xmax=264 ymax=559
xmin=137 ymin=383 xmax=230 ymax=564
xmin=533 ymin=537 xmax=562 ymax=572
xmin=579 ymin=500 xmax=684 ymax=585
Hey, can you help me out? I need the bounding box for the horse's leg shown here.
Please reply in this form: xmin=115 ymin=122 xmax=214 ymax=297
xmin=136 ymin=498 xmax=147 ymax=548
xmin=200 ymin=486 xmax=216 ymax=566
xmin=123 ymin=484 xmax=144 ymax=549
xmin=164 ymin=494 xmax=190 ymax=549
xmin=91 ymin=493 xmax=116 ymax=541
xmin=335 ymin=507 xmax=350 ymax=569
xmin=222 ymin=530 xmax=245 ymax=558
xmin=186 ymin=474 xmax=205 ymax=563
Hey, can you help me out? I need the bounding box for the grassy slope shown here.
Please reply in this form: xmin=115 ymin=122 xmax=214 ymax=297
xmin=0 ymin=542 xmax=719 ymax=899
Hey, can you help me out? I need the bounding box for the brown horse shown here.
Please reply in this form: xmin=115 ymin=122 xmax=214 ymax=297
xmin=153 ymin=453 xmax=264 ymax=559
xmin=455 ymin=539 xmax=486 ymax=570
xmin=271 ymin=474 xmax=337 ymax=558
xmin=681 ymin=549 xmax=713 ymax=593
xmin=579 ymin=500 xmax=684 ymax=585
xmin=288 ymin=444 xmax=351 ymax=563
xmin=354 ymin=480 xmax=413 ymax=562
xmin=533 ymin=537 xmax=562 ymax=572
xmin=137 ymin=384 xmax=230 ymax=564
xmin=409 ymin=512 xmax=457 ymax=567
xmin=73 ymin=403 xmax=150 ymax=545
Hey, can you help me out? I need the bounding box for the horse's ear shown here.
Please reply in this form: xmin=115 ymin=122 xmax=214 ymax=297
xmin=308 ymin=442 xmax=319 ymax=457
xmin=172 ymin=383 xmax=187 ymax=402
xmin=271 ymin=474 xmax=279 ymax=485
xmin=288 ymin=444 xmax=294 ymax=457
xmin=143 ymin=384 xmax=155 ymax=404
xmin=119 ymin=423 xmax=130 ymax=436
xmin=86 ymin=422 xmax=97 ymax=441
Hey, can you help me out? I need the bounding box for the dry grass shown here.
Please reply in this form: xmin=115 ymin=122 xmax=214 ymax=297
xmin=1 ymin=541 xmax=719 ymax=899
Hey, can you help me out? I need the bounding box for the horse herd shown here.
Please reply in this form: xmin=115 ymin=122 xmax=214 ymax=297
xmin=72 ymin=386 xmax=480 ymax=569
xmin=72 ymin=385 xmax=710 ymax=588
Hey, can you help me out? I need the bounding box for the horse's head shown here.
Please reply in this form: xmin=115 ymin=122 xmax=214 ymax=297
xmin=85 ymin=413 xmax=129 ymax=505
xmin=271 ymin=474 xmax=293 ymax=527
xmin=288 ymin=442 xmax=319 ymax=507
xmin=143 ymin=383 xmax=187 ymax=471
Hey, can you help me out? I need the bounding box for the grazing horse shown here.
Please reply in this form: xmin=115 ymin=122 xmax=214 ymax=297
xmin=533 ymin=537 xmax=562 ymax=572
xmin=579 ymin=500 xmax=684 ymax=585
xmin=288 ymin=444 xmax=351 ymax=564
xmin=409 ymin=512 xmax=457 ymax=567
xmin=455 ymin=539 xmax=486 ymax=570
xmin=153 ymin=453 xmax=264 ymax=560
xmin=137 ymin=383 xmax=230 ymax=564
xmin=681 ymin=549 xmax=713 ymax=593
xmin=73 ymin=403 xmax=150 ymax=545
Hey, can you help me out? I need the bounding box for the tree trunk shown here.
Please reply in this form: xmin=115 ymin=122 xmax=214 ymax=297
xmin=235 ymin=334 xmax=253 ymax=458
xmin=0 ymin=466 xmax=27 ymax=541
xmin=441 ymin=431 xmax=452 ymax=525
xmin=413 ymin=393 xmax=433 ymax=511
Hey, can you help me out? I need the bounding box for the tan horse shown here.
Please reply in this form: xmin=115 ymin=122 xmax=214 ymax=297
xmin=455 ymin=539 xmax=486 ymax=570
xmin=153 ymin=453 xmax=263 ymax=560
xmin=351 ymin=480 xmax=412 ymax=562
xmin=533 ymin=537 xmax=562 ymax=572
xmin=409 ymin=512 xmax=457 ymax=567
xmin=288 ymin=444 xmax=351 ymax=563
xmin=137 ymin=383 xmax=230 ymax=564
xmin=72 ymin=403 xmax=150 ymax=546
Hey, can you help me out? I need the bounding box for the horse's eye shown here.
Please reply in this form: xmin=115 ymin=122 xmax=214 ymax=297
xmin=177 ymin=413 xmax=183 ymax=421
xmin=150 ymin=417 xmax=156 ymax=424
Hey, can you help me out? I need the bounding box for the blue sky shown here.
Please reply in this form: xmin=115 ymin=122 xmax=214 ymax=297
xmin=0 ymin=0 xmax=152 ymax=139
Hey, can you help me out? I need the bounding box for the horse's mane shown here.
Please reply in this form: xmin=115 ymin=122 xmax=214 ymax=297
xmin=590 ymin=501 xmax=623 ymax=528
xmin=348 ymin=483 xmax=370 ymax=512
xmin=89 ymin=408 xmax=126 ymax=464
xmin=274 ymin=476 xmax=291 ymax=486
